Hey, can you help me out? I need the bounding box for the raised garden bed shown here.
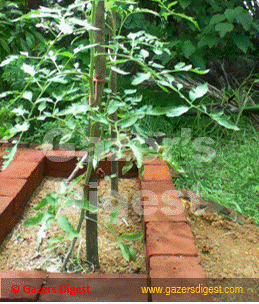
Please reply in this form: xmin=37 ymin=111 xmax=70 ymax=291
xmin=0 ymin=176 xmax=146 ymax=274
xmin=0 ymin=149 xmax=212 ymax=301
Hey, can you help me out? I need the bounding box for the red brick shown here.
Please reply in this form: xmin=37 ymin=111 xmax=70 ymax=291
xmin=149 ymin=256 xmax=211 ymax=302
xmin=146 ymin=222 xmax=197 ymax=257
xmin=0 ymin=178 xmax=26 ymax=197
xmin=140 ymin=181 xmax=176 ymax=192
xmin=40 ymin=273 xmax=148 ymax=302
xmin=143 ymin=205 xmax=186 ymax=223
xmin=45 ymin=150 xmax=77 ymax=160
xmin=74 ymin=151 xmax=87 ymax=157
xmin=45 ymin=156 xmax=76 ymax=176
xmin=0 ymin=196 xmax=13 ymax=213
xmin=141 ymin=192 xmax=185 ymax=223
xmin=0 ymin=162 xmax=39 ymax=179
xmin=0 ymin=177 xmax=40 ymax=219
xmin=143 ymin=157 xmax=167 ymax=166
xmin=0 ymin=196 xmax=14 ymax=244
xmin=150 ymin=256 xmax=206 ymax=278
xmin=26 ymin=160 xmax=44 ymax=189
xmin=15 ymin=149 xmax=45 ymax=163
xmin=141 ymin=165 xmax=172 ymax=181
xmin=0 ymin=270 xmax=47 ymax=301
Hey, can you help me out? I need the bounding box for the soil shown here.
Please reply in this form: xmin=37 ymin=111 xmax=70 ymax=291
xmin=181 ymin=198 xmax=259 ymax=301
xmin=0 ymin=177 xmax=146 ymax=274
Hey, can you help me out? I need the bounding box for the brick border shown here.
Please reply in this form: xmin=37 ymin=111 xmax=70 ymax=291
xmin=0 ymin=149 xmax=211 ymax=301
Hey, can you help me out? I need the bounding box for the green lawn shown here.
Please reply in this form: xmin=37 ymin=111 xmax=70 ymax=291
xmin=140 ymin=114 xmax=259 ymax=224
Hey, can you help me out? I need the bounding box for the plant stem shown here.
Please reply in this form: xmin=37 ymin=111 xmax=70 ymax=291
xmin=61 ymin=7 xmax=99 ymax=261
xmin=61 ymin=119 xmax=97 ymax=271
xmin=108 ymin=10 xmax=119 ymax=193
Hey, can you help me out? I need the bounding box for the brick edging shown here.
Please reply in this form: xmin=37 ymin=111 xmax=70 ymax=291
xmin=0 ymin=150 xmax=211 ymax=301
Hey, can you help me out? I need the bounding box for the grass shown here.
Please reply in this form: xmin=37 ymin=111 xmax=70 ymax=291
xmin=140 ymin=114 xmax=259 ymax=224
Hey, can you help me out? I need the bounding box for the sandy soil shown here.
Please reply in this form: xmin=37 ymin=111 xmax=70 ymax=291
xmin=182 ymin=198 xmax=259 ymax=301
xmin=0 ymin=177 xmax=146 ymax=274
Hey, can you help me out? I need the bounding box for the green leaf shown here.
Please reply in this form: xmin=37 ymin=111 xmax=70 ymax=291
xmin=22 ymin=63 xmax=36 ymax=76
xmin=26 ymin=32 xmax=35 ymax=49
xmin=215 ymin=22 xmax=234 ymax=38
xmin=24 ymin=212 xmax=45 ymax=228
xmin=166 ymin=106 xmax=190 ymax=117
xmin=110 ymin=207 xmax=118 ymax=224
xmin=224 ymin=8 xmax=236 ymax=22
xmin=209 ymin=14 xmax=226 ymax=25
xmin=125 ymin=95 xmax=142 ymax=104
xmin=107 ymin=100 xmax=119 ymax=115
xmin=122 ymin=161 xmax=133 ymax=175
xmin=79 ymin=199 xmax=99 ymax=213
xmin=110 ymin=66 xmax=130 ymax=75
xmin=12 ymin=107 xmax=29 ymax=116
xmin=47 ymin=205 xmax=56 ymax=215
xmin=38 ymin=101 xmax=46 ymax=112
xmin=118 ymin=116 xmax=139 ymax=129
xmin=128 ymin=246 xmax=136 ymax=262
xmin=0 ymin=55 xmax=18 ymax=67
xmin=189 ymin=83 xmax=208 ymax=101
xmin=124 ymin=89 xmax=137 ymax=95
xmin=23 ymin=91 xmax=33 ymax=101
xmin=57 ymin=215 xmax=79 ymax=238
xmin=134 ymin=8 xmax=160 ymax=18
xmin=131 ymin=72 xmax=150 ymax=85
xmin=49 ymin=75 xmax=68 ymax=84
xmin=197 ymin=35 xmax=220 ymax=49
xmin=34 ymin=192 xmax=58 ymax=210
xmin=233 ymin=35 xmax=252 ymax=53
xmin=47 ymin=236 xmax=64 ymax=244
xmin=32 ymin=30 xmax=46 ymax=44
xmin=170 ymin=12 xmax=199 ymax=29
xmin=128 ymin=141 xmax=143 ymax=168
xmin=211 ymin=113 xmax=239 ymax=130
xmin=58 ymin=20 xmax=73 ymax=34
xmin=34 ymin=198 xmax=49 ymax=210
xmin=45 ymin=242 xmax=60 ymax=252
xmin=132 ymin=123 xmax=149 ymax=138
xmin=69 ymin=18 xmax=99 ymax=31
xmin=73 ymin=44 xmax=98 ymax=54
xmin=118 ymin=242 xmax=130 ymax=260
xmin=64 ymin=199 xmax=75 ymax=207
xmin=174 ymin=62 xmax=185 ymax=69
xmin=140 ymin=49 xmax=149 ymax=59
xmin=59 ymin=51 xmax=74 ymax=58
xmin=178 ymin=0 xmax=191 ymax=9
xmin=190 ymin=54 xmax=206 ymax=70
xmin=235 ymin=8 xmax=251 ymax=31
xmin=1 ymin=145 xmax=17 ymax=171
xmin=118 ymin=243 xmax=136 ymax=262
xmin=0 ymin=38 xmax=10 ymax=53
xmin=0 ymin=91 xmax=15 ymax=98
xmin=91 ymin=114 xmax=110 ymax=125
xmin=82 ymin=202 xmax=99 ymax=213
xmin=35 ymin=97 xmax=53 ymax=104
xmin=58 ymin=104 xmax=90 ymax=116
xmin=145 ymin=106 xmax=172 ymax=116
xmin=182 ymin=40 xmax=195 ymax=59
xmin=120 ymin=233 xmax=143 ymax=241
